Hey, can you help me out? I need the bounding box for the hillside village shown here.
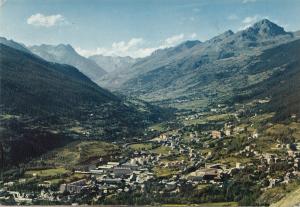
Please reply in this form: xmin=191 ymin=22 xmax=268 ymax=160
xmin=1 ymin=97 xmax=300 ymax=205
xmin=1 ymin=3 xmax=300 ymax=205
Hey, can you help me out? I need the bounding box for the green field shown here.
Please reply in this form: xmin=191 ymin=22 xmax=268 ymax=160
xmin=25 ymin=167 xmax=70 ymax=177
xmin=39 ymin=140 xmax=119 ymax=166
xmin=153 ymin=166 xmax=178 ymax=177
xmin=129 ymin=143 xmax=153 ymax=150
xmin=151 ymin=146 xmax=172 ymax=155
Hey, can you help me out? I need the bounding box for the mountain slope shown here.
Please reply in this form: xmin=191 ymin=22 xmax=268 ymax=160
xmin=29 ymin=44 xmax=107 ymax=83
xmin=234 ymin=39 xmax=300 ymax=120
xmin=0 ymin=36 xmax=32 ymax=54
xmin=103 ymin=19 xmax=296 ymax=108
xmin=0 ymin=44 xmax=152 ymax=165
xmin=89 ymin=55 xmax=136 ymax=73
xmin=99 ymin=40 xmax=202 ymax=89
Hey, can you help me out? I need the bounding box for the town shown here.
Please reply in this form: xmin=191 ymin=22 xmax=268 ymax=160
xmin=1 ymin=97 xmax=300 ymax=206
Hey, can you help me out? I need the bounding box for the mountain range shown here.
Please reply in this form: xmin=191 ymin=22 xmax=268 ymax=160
xmin=29 ymin=44 xmax=107 ymax=83
xmin=98 ymin=19 xmax=299 ymax=117
xmin=0 ymin=42 xmax=160 ymax=165
xmin=1 ymin=18 xmax=300 ymax=165
xmin=89 ymin=54 xmax=137 ymax=73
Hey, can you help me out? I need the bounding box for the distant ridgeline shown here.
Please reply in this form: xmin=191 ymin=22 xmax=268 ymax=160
xmin=0 ymin=43 xmax=165 ymax=166
xmin=99 ymin=19 xmax=300 ymax=120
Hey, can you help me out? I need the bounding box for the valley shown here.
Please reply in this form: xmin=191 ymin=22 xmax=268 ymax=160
xmin=1 ymin=18 xmax=300 ymax=206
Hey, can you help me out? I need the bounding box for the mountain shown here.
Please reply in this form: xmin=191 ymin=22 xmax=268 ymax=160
xmin=101 ymin=19 xmax=297 ymax=109
xmin=234 ymin=39 xmax=300 ymax=120
xmin=0 ymin=43 xmax=155 ymax=165
xmin=89 ymin=55 xmax=136 ymax=73
xmin=237 ymin=19 xmax=290 ymax=40
xmin=294 ymin=30 xmax=300 ymax=37
xmin=99 ymin=40 xmax=202 ymax=89
xmin=0 ymin=36 xmax=32 ymax=54
xmin=29 ymin=44 xmax=107 ymax=83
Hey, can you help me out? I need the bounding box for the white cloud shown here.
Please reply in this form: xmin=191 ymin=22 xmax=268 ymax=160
xmin=242 ymin=0 xmax=257 ymax=3
xmin=239 ymin=15 xmax=268 ymax=30
xmin=76 ymin=33 xmax=198 ymax=58
xmin=189 ymin=33 xmax=197 ymax=39
xmin=27 ymin=13 xmax=67 ymax=27
xmin=76 ymin=37 xmax=146 ymax=58
xmin=227 ymin=14 xmax=239 ymax=21
xmin=165 ymin=34 xmax=185 ymax=45
xmin=242 ymin=15 xmax=260 ymax=24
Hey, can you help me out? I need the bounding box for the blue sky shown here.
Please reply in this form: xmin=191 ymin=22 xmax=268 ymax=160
xmin=0 ymin=0 xmax=300 ymax=57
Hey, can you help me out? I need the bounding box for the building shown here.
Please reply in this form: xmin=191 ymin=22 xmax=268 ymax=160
xmin=211 ymin=131 xmax=222 ymax=139
xmin=188 ymin=168 xmax=220 ymax=181
xmin=113 ymin=167 xmax=132 ymax=177
xmin=60 ymin=179 xmax=87 ymax=194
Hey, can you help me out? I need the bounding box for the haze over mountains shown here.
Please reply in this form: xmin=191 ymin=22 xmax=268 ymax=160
xmin=29 ymin=44 xmax=107 ymax=83
xmin=1 ymin=19 xmax=300 ymax=161
xmin=96 ymin=19 xmax=299 ymax=119
xmin=89 ymin=54 xmax=137 ymax=73
xmin=1 ymin=19 xmax=298 ymax=119
xmin=1 ymin=17 xmax=300 ymax=205
xmin=0 ymin=37 xmax=33 ymax=54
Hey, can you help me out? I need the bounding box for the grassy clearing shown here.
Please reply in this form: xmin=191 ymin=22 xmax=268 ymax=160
xmin=196 ymin=184 xmax=209 ymax=190
xmin=251 ymin=112 xmax=275 ymax=123
xmin=151 ymin=146 xmax=172 ymax=155
xmin=149 ymin=123 xmax=166 ymax=132
xmin=46 ymin=173 xmax=86 ymax=185
xmin=40 ymin=141 xmax=119 ymax=166
xmin=161 ymin=155 xmax=187 ymax=162
xmin=25 ymin=167 xmax=70 ymax=177
xmin=129 ymin=143 xmax=153 ymax=151
xmin=214 ymin=155 xmax=251 ymax=168
xmin=270 ymin=186 xmax=300 ymax=207
xmin=153 ymin=166 xmax=178 ymax=177
xmin=183 ymin=113 xmax=235 ymax=126
xmin=183 ymin=118 xmax=206 ymax=126
xmin=257 ymin=181 xmax=300 ymax=206
xmin=172 ymin=99 xmax=209 ymax=110
xmin=205 ymin=113 xmax=235 ymax=122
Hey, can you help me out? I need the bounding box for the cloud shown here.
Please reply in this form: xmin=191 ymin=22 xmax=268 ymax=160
xmin=242 ymin=0 xmax=257 ymax=3
xmin=27 ymin=13 xmax=68 ymax=27
xmin=76 ymin=33 xmax=198 ymax=58
xmin=189 ymin=33 xmax=197 ymax=39
xmin=76 ymin=37 xmax=146 ymax=58
xmin=165 ymin=34 xmax=185 ymax=45
xmin=239 ymin=15 xmax=267 ymax=30
xmin=242 ymin=15 xmax=260 ymax=24
xmin=227 ymin=14 xmax=239 ymax=21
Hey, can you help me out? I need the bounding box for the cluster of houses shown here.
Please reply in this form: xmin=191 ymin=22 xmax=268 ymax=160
xmin=1 ymin=99 xmax=300 ymax=205
xmin=58 ymin=159 xmax=155 ymax=197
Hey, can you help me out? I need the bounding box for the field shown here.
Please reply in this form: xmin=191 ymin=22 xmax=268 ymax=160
xmin=153 ymin=166 xmax=178 ymax=177
xmin=271 ymin=186 xmax=300 ymax=207
xmin=129 ymin=143 xmax=153 ymax=150
xmin=151 ymin=146 xmax=172 ymax=155
xmin=25 ymin=168 xmax=70 ymax=177
xmin=39 ymin=140 xmax=119 ymax=166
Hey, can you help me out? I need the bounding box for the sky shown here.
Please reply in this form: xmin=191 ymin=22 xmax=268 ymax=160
xmin=0 ymin=0 xmax=300 ymax=58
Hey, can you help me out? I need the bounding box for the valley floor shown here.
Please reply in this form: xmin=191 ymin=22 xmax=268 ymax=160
xmin=1 ymin=98 xmax=300 ymax=206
